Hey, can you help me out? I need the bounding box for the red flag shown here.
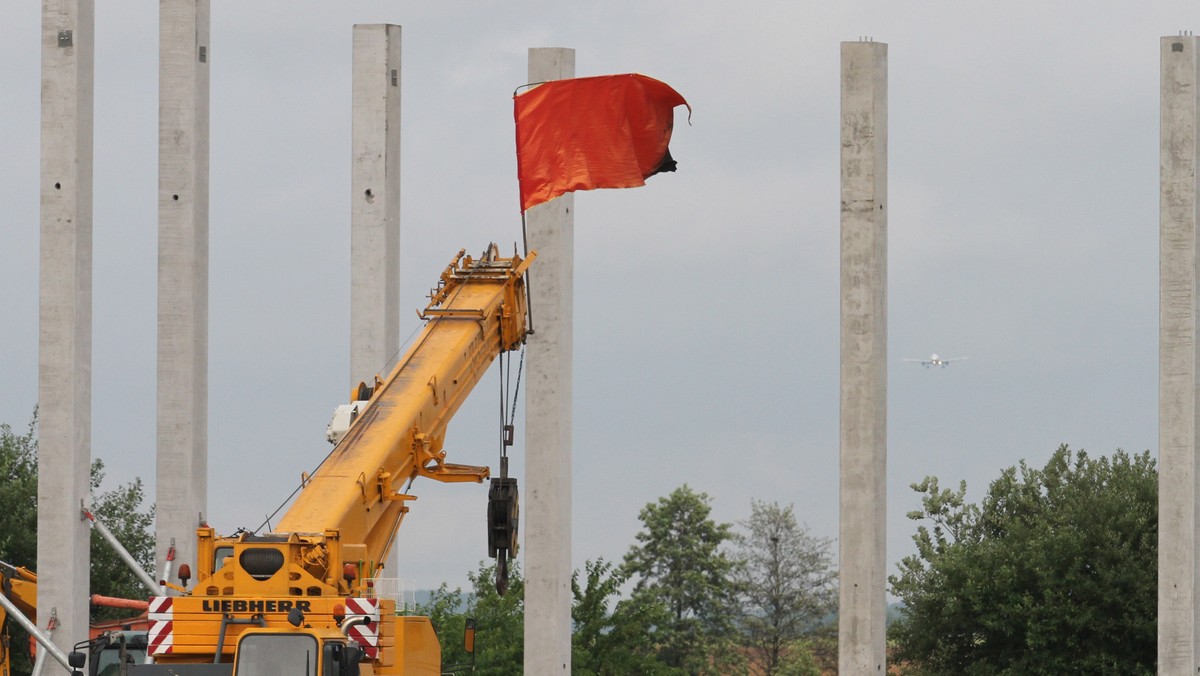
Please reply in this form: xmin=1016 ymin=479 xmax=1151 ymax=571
xmin=514 ymin=73 xmax=690 ymax=213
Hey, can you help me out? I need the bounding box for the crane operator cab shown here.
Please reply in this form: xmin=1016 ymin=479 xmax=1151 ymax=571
xmin=232 ymin=630 xmax=364 ymax=676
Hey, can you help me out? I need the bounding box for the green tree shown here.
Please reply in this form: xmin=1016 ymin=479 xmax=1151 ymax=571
xmin=425 ymin=557 xmax=679 ymax=675
xmin=418 ymin=560 xmax=523 ymax=674
xmin=622 ymin=485 xmax=744 ymax=674
xmin=89 ymin=459 xmax=156 ymax=622
xmin=572 ymin=558 xmax=675 ymax=675
xmin=774 ymin=639 xmax=822 ymax=676
xmin=732 ymin=501 xmax=836 ymax=675
xmin=466 ymin=560 xmax=524 ymax=673
xmin=0 ymin=412 xmax=38 ymax=570
xmin=889 ymin=445 xmax=1157 ymax=675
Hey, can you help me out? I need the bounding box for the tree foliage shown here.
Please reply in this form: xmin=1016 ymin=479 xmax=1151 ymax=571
xmin=889 ymin=445 xmax=1157 ymax=675
xmin=0 ymin=413 xmax=38 ymax=572
xmin=572 ymin=558 xmax=674 ymax=675
xmin=732 ymin=501 xmax=836 ymax=676
xmin=622 ymin=484 xmax=744 ymax=674
xmin=465 ymin=561 xmax=525 ymax=673
xmin=423 ymin=557 xmax=680 ymax=675
xmin=89 ymin=459 xmax=156 ymax=622
xmin=773 ymin=639 xmax=823 ymax=676
xmin=418 ymin=560 xmax=524 ymax=674
xmin=420 ymin=488 xmax=844 ymax=674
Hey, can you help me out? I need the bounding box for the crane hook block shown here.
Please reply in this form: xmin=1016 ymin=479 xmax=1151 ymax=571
xmin=487 ymin=477 xmax=519 ymax=595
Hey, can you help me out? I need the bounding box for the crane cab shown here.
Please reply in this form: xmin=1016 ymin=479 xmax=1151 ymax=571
xmin=231 ymin=629 xmax=364 ymax=676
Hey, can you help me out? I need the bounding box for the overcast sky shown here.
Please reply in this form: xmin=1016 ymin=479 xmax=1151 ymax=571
xmin=0 ymin=2 xmax=1178 ymax=594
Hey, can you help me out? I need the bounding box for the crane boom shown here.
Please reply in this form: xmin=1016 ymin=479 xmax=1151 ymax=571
xmin=277 ymin=245 xmax=532 ymax=561
xmin=144 ymin=245 xmax=534 ymax=673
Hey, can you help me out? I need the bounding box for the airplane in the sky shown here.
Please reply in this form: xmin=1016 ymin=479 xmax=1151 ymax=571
xmin=904 ymin=353 xmax=968 ymax=368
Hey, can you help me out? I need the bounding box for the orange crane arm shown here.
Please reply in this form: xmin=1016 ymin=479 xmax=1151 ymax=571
xmin=275 ymin=245 xmax=534 ymax=563
xmin=161 ymin=246 xmax=534 ymax=670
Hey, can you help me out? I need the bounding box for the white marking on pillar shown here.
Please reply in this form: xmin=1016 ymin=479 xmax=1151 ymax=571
xmin=38 ymin=0 xmax=94 ymax=653
xmin=523 ymin=46 xmax=575 ymax=676
xmin=1159 ymin=33 xmax=1200 ymax=675
xmin=838 ymin=39 xmax=888 ymax=674
xmin=350 ymin=23 xmax=402 ymax=577
xmin=157 ymin=0 xmax=210 ymax=582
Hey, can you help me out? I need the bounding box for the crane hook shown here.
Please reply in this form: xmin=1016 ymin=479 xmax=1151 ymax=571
xmin=487 ymin=476 xmax=519 ymax=595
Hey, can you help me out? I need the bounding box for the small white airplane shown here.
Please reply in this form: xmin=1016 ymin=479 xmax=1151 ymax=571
xmin=904 ymin=353 xmax=968 ymax=368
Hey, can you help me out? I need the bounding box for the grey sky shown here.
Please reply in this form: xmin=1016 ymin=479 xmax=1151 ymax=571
xmin=0 ymin=1 xmax=1170 ymax=592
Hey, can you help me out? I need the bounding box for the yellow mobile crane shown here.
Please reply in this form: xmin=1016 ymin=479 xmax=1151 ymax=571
xmin=132 ymin=245 xmax=533 ymax=676
xmin=0 ymin=562 xmax=36 ymax=676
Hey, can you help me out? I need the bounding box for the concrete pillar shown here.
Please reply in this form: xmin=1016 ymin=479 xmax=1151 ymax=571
xmin=523 ymin=47 xmax=575 ymax=676
xmin=1159 ymin=33 xmax=1200 ymax=675
xmin=38 ymin=0 xmax=94 ymax=652
xmin=350 ymin=24 xmax=401 ymax=391
xmin=350 ymin=23 xmax=401 ymax=576
xmin=838 ymin=39 xmax=888 ymax=675
xmin=156 ymin=0 xmax=210 ymax=581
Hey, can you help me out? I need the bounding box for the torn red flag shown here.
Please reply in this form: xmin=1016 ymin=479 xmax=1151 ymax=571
xmin=514 ymin=73 xmax=690 ymax=213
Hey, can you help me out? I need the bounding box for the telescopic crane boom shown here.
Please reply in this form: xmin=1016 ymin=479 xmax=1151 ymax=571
xmin=142 ymin=245 xmax=534 ymax=675
xmin=279 ymin=245 xmax=531 ymax=563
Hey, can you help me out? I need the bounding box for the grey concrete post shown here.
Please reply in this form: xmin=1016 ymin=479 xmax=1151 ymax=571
xmin=38 ymin=0 xmax=94 ymax=652
xmin=1159 ymin=33 xmax=1200 ymax=675
xmin=523 ymin=47 xmax=575 ymax=676
xmin=838 ymin=39 xmax=888 ymax=675
xmin=350 ymin=24 xmax=401 ymax=391
xmin=156 ymin=0 xmax=210 ymax=582
xmin=350 ymin=23 xmax=401 ymax=577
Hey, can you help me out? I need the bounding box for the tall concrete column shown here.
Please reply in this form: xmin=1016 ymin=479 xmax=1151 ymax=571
xmin=1159 ymin=33 xmax=1200 ymax=675
xmin=350 ymin=23 xmax=401 ymax=576
xmin=838 ymin=39 xmax=887 ymax=675
xmin=157 ymin=0 xmax=210 ymax=582
xmin=523 ymin=47 xmax=575 ymax=676
xmin=350 ymin=24 xmax=401 ymax=391
xmin=38 ymin=0 xmax=94 ymax=652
